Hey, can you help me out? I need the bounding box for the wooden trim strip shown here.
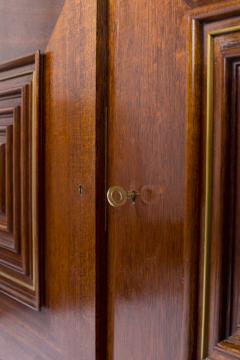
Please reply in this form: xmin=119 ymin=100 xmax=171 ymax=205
xmin=201 ymin=24 xmax=240 ymax=359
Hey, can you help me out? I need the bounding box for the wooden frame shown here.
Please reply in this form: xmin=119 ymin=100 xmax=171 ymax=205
xmin=186 ymin=2 xmax=240 ymax=359
xmin=0 ymin=52 xmax=42 ymax=310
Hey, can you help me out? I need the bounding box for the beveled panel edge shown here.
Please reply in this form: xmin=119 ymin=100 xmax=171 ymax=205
xmin=0 ymin=51 xmax=42 ymax=310
xmin=183 ymin=0 xmax=225 ymax=9
xmin=0 ymin=53 xmax=35 ymax=73
xmin=201 ymin=25 xmax=240 ymax=360
xmin=186 ymin=4 xmax=240 ymax=360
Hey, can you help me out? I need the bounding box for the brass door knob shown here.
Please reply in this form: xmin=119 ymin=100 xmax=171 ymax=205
xmin=107 ymin=186 xmax=139 ymax=208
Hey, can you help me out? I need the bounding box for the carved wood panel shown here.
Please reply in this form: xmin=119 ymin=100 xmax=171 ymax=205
xmin=0 ymin=53 xmax=42 ymax=310
xmin=188 ymin=4 xmax=240 ymax=360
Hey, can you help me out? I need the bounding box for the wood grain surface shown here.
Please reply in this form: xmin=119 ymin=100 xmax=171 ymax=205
xmin=0 ymin=0 xmax=238 ymax=359
xmin=107 ymin=0 xmax=189 ymax=359
xmin=186 ymin=2 xmax=240 ymax=359
xmin=0 ymin=0 xmax=98 ymax=359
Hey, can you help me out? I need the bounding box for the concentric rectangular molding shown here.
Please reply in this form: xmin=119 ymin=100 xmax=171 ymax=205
xmin=188 ymin=4 xmax=240 ymax=360
xmin=0 ymin=52 xmax=42 ymax=310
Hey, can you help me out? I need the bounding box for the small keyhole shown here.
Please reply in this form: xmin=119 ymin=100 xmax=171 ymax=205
xmin=128 ymin=191 xmax=139 ymax=204
xmin=78 ymin=185 xmax=84 ymax=195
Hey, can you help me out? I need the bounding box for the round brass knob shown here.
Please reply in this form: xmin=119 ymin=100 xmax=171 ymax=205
xmin=107 ymin=186 xmax=128 ymax=208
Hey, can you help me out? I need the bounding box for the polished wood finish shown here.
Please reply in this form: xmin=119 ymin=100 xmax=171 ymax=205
xmin=0 ymin=53 xmax=42 ymax=310
xmin=2 ymin=0 xmax=240 ymax=359
xmin=107 ymin=0 xmax=189 ymax=359
xmin=187 ymin=2 xmax=240 ymax=359
xmin=107 ymin=1 xmax=240 ymax=359
xmin=0 ymin=0 xmax=98 ymax=358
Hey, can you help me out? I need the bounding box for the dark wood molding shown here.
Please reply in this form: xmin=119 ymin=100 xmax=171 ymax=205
xmin=96 ymin=0 xmax=108 ymax=359
xmin=186 ymin=3 xmax=240 ymax=359
xmin=184 ymin=0 xmax=225 ymax=8
xmin=0 ymin=52 xmax=42 ymax=310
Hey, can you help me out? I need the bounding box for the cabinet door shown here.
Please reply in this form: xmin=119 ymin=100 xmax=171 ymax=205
xmin=106 ymin=0 xmax=189 ymax=359
xmin=106 ymin=1 xmax=240 ymax=360
xmin=0 ymin=1 xmax=97 ymax=359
